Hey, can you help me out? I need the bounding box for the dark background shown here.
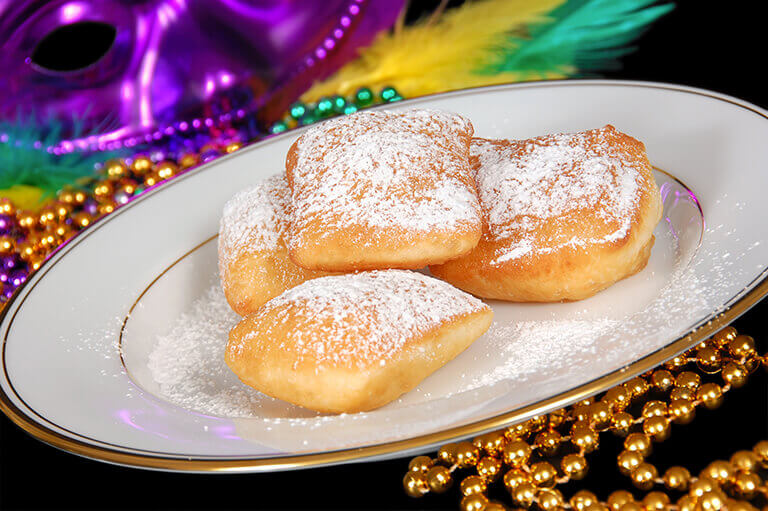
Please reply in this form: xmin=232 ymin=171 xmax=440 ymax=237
xmin=1 ymin=0 xmax=766 ymax=509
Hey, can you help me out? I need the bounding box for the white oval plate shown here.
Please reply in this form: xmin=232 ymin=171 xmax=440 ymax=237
xmin=2 ymin=81 xmax=768 ymax=472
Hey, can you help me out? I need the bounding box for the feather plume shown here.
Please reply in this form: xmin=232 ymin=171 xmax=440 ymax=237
xmin=301 ymin=0 xmax=567 ymax=102
xmin=302 ymin=0 xmax=673 ymax=102
xmin=0 ymin=114 xmax=122 ymax=207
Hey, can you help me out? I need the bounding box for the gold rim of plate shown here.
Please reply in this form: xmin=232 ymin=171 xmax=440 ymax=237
xmin=1 ymin=80 xmax=766 ymax=472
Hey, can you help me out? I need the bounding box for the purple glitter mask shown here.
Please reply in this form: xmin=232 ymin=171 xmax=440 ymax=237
xmin=0 ymin=0 xmax=404 ymax=153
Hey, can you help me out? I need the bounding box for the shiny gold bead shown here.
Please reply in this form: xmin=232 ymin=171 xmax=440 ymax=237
xmin=605 ymin=386 xmax=632 ymax=411
xmin=0 ymin=236 xmax=15 ymax=254
xmin=624 ymin=433 xmax=653 ymax=457
xmin=104 ymin=159 xmax=128 ymax=179
xmin=477 ymin=456 xmax=502 ymax=482
xmin=530 ymin=461 xmax=557 ymax=488
xmin=618 ymin=503 xmax=643 ymax=511
xmin=722 ymin=362 xmax=748 ymax=388
xmin=611 ymin=411 xmax=635 ymax=437
xmin=650 ymin=370 xmax=675 ymax=392
xmin=643 ymin=416 xmax=671 ymax=442
xmin=754 ymin=440 xmax=768 ymax=467
xmin=28 ymin=254 xmax=45 ymax=272
xmin=584 ymin=503 xmax=608 ymax=511
xmin=733 ymin=471 xmax=761 ymax=499
xmin=697 ymin=490 xmax=726 ymax=511
xmin=503 ymin=468 xmax=530 ymax=491
xmin=474 ymin=431 xmax=506 ymax=456
xmin=130 ymin=155 xmax=153 ymax=177
xmin=696 ymin=346 xmax=723 ymax=374
xmin=662 ymin=466 xmax=691 ymax=491
xmin=607 ymin=490 xmax=635 ymax=511
xmin=641 ymin=491 xmax=669 ymax=511
xmin=590 ymin=401 xmax=613 ymax=428
xmin=503 ymin=440 xmax=532 ymax=467
xmin=642 ymin=401 xmax=668 ymax=419
xmin=144 ymin=171 xmax=162 ymax=187
xmin=548 ymin=409 xmax=568 ymax=428
xmin=573 ymin=404 xmax=592 ymax=422
xmin=570 ymin=490 xmax=599 ymax=511
xmin=625 ymin=377 xmax=650 ymax=399
xmin=561 ymin=453 xmax=588 ymax=480
xmin=676 ymin=495 xmax=696 ymax=511
xmin=16 ymin=240 xmax=36 ymax=261
xmin=576 ymin=397 xmax=596 ymax=407
xmin=426 ymin=465 xmax=453 ymax=493
xmin=630 ymin=462 xmax=658 ymax=490
xmin=726 ymin=500 xmax=757 ymax=511
xmin=56 ymin=188 xmax=76 ymax=205
xmin=460 ymin=493 xmax=489 ymax=511
xmin=571 ymin=422 xmax=599 ymax=453
xmin=483 ymin=502 xmax=507 ymax=511
xmin=0 ymin=198 xmax=16 ymax=215
xmin=225 ymin=141 xmax=243 ymax=153
xmin=701 ymin=461 xmax=735 ymax=485
xmin=729 ymin=335 xmax=757 ymax=359
xmin=688 ymin=478 xmax=716 ymax=499
xmin=92 ymin=180 xmax=114 ymax=201
xmin=179 ymin=153 xmax=200 ymax=169
xmin=72 ymin=212 xmax=92 ymax=229
xmin=618 ymin=450 xmax=645 ymax=475
xmin=97 ymin=199 xmax=117 ymax=216
xmin=511 ymin=482 xmax=536 ymax=507
xmin=675 ymin=371 xmax=701 ymax=390
xmin=712 ymin=326 xmax=738 ymax=347
xmin=534 ymin=430 xmax=562 ymax=456
xmin=696 ymin=383 xmax=724 ymax=410
xmin=505 ymin=423 xmax=529 ymax=440
xmin=537 ymin=488 xmax=565 ymax=511
xmin=155 ymin=161 xmax=178 ymax=180
xmin=664 ymin=355 xmax=688 ymax=371
xmin=455 ymin=441 xmax=481 ymax=468
xmin=408 ymin=455 xmax=433 ymax=473
xmin=402 ymin=471 xmax=429 ymax=498
xmin=669 ymin=387 xmax=694 ymax=401
xmin=730 ymin=450 xmax=760 ymax=472
xmin=437 ymin=443 xmax=457 ymax=465
xmin=37 ymin=206 xmax=56 ymax=227
xmin=16 ymin=210 xmax=38 ymax=230
xmin=460 ymin=475 xmax=487 ymax=496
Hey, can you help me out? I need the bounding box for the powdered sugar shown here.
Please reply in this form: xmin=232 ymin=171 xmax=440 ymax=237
xmin=236 ymin=270 xmax=489 ymax=369
xmin=218 ymin=174 xmax=289 ymax=271
xmin=288 ymin=109 xmax=481 ymax=246
xmin=472 ymin=126 xmax=648 ymax=264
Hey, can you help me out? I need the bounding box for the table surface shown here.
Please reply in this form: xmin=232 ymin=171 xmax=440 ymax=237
xmin=2 ymin=0 xmax=766 ymax=509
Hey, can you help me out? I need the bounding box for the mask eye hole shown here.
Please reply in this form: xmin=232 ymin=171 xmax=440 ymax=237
xmin=31 ymin=21 xmax=117 ymax=73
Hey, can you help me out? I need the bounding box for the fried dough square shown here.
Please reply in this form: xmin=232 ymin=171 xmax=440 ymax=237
xmin=226 ymin=270 xmax=493 ymax=413
xmin=285 ymin=109 xmax=482 ymax=271
xmin=430 ymin=125 xmax=662 ymax=302
xmin=218 ymin=175 xmax=331 ymax=316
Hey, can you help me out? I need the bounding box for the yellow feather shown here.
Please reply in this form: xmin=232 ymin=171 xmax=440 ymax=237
xmin=301 ymin=0 xmax=567 ymax=102
xmin=0 ymin=185 xmax=45 ymax=210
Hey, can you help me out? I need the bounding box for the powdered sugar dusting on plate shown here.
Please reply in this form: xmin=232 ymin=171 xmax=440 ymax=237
xmin=288 ymin=109 xmax=481 ymax=246
xmin=236 ymin=270 xmax=489 ymax=369
xmin=472 ymin=126 xmax=649 ymax=264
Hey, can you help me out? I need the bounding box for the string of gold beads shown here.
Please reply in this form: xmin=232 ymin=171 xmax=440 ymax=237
xmin=403 ymin=326 xmax=768 ymax=511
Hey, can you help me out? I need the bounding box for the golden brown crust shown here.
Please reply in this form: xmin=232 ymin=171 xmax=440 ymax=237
xmin=225 ymin=270 xmax=493 ymax=413
xmin=430 ymin=126 xmax=663 ymax=302
xmin=285 ymin=109 xmax=482 ymax=272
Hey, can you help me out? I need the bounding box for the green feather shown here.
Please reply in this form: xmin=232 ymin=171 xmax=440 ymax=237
xmin=481 ymin=0 xmax=674 ymax=76
xmin=0 ymin=113 xmax=123 ymax=196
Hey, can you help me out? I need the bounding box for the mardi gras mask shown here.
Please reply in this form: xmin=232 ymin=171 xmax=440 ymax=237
xmin=0 ymin=0 xmax=404 ymax=152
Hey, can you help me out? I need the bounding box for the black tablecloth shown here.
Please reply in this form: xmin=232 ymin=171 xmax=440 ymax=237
xmin=1 ymin=1 xmax=765 ymax=509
